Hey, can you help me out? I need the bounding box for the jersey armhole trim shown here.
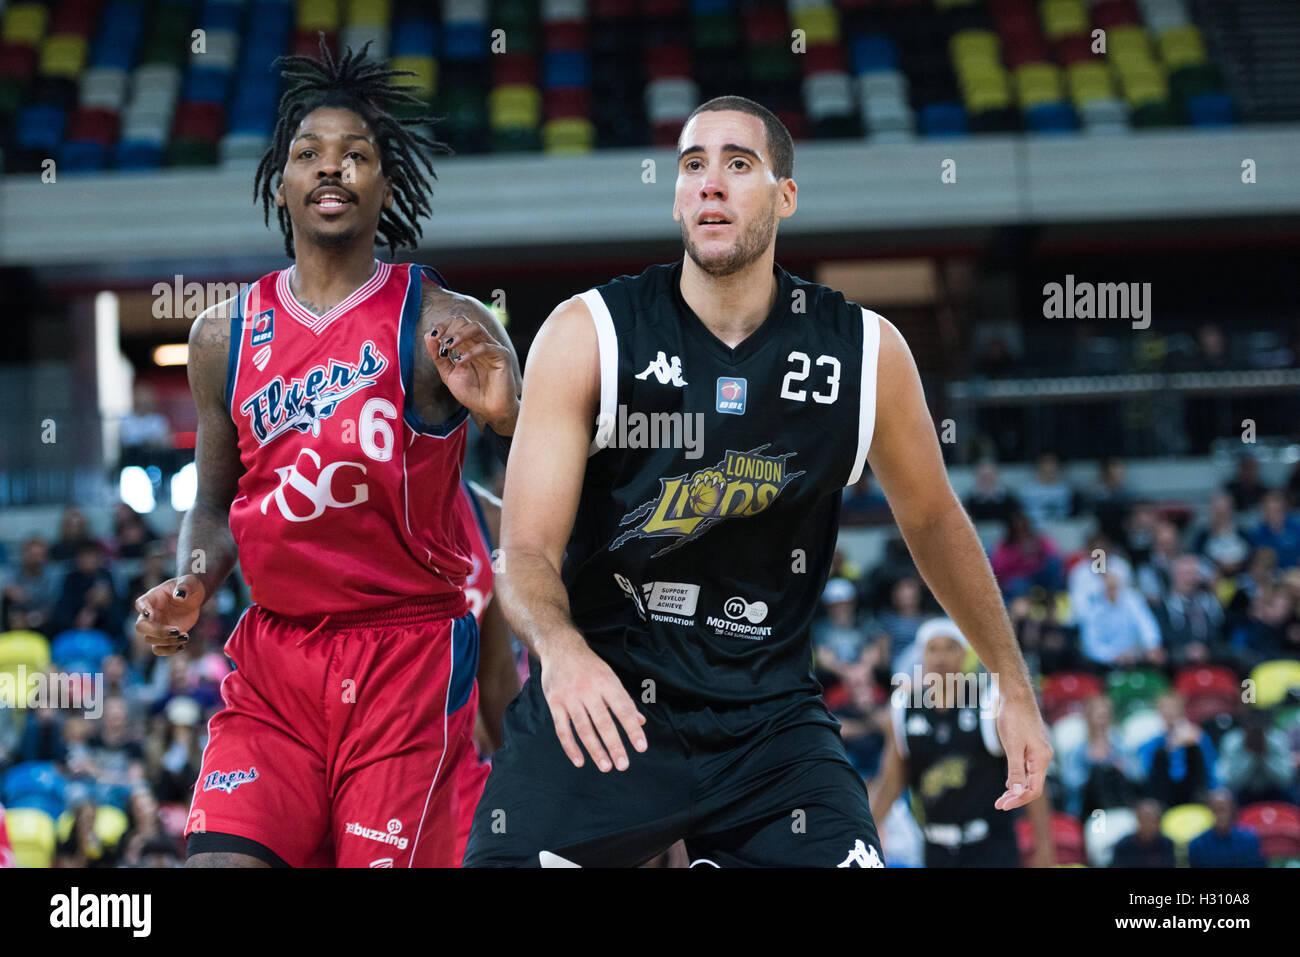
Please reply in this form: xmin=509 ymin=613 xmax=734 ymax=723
xmin=401 ymin=263 xmax=470 ymax=438
xmin=577 ymin=289 xmax=618 ymax=458
xmin=890 ymin=692 xmax=909 ymax=759
xmin=224 ymin=286 xmax=247 ymax=418
xmin=847 ymin=307 xmax=883 ymax=487
xmin=980 ymin=682 xmax=1004 ymax=757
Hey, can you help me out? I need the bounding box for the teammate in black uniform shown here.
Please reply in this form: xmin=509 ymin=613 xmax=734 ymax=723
xmin=464 ymin=96 xmax=1052 ymax=867
xmin=869 ymin=619 xmax=1056 ymax=867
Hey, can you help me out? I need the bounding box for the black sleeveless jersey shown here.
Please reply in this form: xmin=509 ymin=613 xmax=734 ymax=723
xmin=894 ymin=685 xmax=1015 ymax=839
xmin=562 ymin=259 xmax=883 ymax=736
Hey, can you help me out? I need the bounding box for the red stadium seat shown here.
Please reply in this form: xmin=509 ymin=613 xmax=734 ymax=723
xmin=173 ymin=101 xmax=225 ymax=142
xmin=293 ymin=29 xmax=337 ymax=61
xmin=590 ymin=0 xmax=636 ymax=17
xmin=800 ymin=43 xmax=847 ymax=77
xmin=66 ymin=105 xmax=118 ymax=144
xmin=1174 ymin=665 xmax=1239 ymax=698
xmin=646 ymin=44 xmax=691 ymax=80
xmin=1238 ymin=802 xmax=1300 ymax=860
xmin=544 ymin=19 xmax=586 ymax=53
xmin=492 ymin=53 xmax=537 ymax=87
xmin=1040 ymin=671 xmax=1104 ymax=722
xmin=1055 ymin=34 xmax=1097 ymax=66
xmin=0 ymin=42 xmax=38 ymax=80
xmin=743 ymin=8 xmax=788 ymax=47
xmin=545 ymin=86 xmax=589 ymax=120
xmin=1092 ymin=0 xmax=1141 ymax=31
xmin=1017 ymin=812 xmax=1086 ymax=865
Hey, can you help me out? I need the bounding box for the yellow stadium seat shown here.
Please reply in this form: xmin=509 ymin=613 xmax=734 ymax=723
xmin=792 ymin=6 xmax=839 ymax=46
xmin=1158 ymin=25 xmax=1207 ymax=69
xmin=6 ymin=807 xmax=56 ymax=868
xmin=1014 ymin=62 xmax=1063 ymax=109
xmin=1250 ymin=660 xmax=1300 ymax=708
xmin=2 ymin=3 xmax=48 ymax=46
xmin=94 ymin=805 xmax=130 ymax=848
xmin=1118 ymin=68 xmax=1169 ymax=108
xmin=951 ymin=29 xmax=1000 ymax=67
xmin=1041 ymin=0 xmax=1089 ymax=41
xmin=40 ymin=33 xmax=88 ymax=78
xmin=935 ymin=0 xmax=978 ymax=8
xmin=1108 ymin=25 xmax=1153 ymax=63
xmin=0 ymin=631 xmax=51 ymax=670
xmin=963 ymin=73 xmax=1012 ymax=112
xmin=388 ymin=55 xmax=435 ymax=99
xmin=1067 ymin=62 xmax=1115 ymax=105
xmin=543 ymin=118 xmax=595 ymax=155
xmin=297 ymin=0 xmax=341 ymax=32
xmin=347 ymin=0 xmax=391 ymax=27
xmin=489 ymin=84 xmax=541 ymax=130
xmin=1162 ymin=803 xmax=1214 ymax=847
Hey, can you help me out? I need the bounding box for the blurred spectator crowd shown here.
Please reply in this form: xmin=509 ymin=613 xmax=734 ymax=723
xmin=824 ymin=451 xmax=1300 ymax=867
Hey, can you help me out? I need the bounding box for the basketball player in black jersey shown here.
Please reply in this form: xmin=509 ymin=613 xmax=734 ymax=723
xmin=463 ymin=96 xmax=1052 ymax=867
xmin=869 ymin=619 xmax=1056 ymax=867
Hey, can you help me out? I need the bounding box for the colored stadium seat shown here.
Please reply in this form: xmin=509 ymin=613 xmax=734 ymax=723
xmin=1017 ymin=812 xmax=1086 ymax=865
xmin=1238 ymin=802 xmax=1300 ymax=861
xmin=1107 ymin=668 xmax=1168 ymax=720
xmin=1084 ymin=807 xmax=1138 ymax=867
xmin=1161 ymin=803 xmax=1213 ymax=848
xmin=3 ymin=3 xmax=50 ymax=47
xmin=1040 ymin=0 xmax=1089 ymax=42
xmin=1250 ymin=660 xmax=1300 ymax=709
xmin=5 ymin=807 xmax=56 ymax=868
xmin=3 ymin=761 xmax=65 ymax=818
xmin=1119 ymin=707 xmax=1165 ymax=753
xmin=1041 ymin=671 xmax=1103 ymax=722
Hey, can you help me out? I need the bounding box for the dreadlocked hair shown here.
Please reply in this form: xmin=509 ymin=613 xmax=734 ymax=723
xmin=253 ymin=35 xmax=452 ymax=258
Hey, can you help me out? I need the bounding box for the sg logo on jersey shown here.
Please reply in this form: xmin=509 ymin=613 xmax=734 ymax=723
xmin=259 ymin=447 xmax=369 ymax=522
xmin=610 ymin=445 xmax=804 ymax=556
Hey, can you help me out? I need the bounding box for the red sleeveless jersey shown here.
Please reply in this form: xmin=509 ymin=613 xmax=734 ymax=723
xmin=454 ymin=480 xmax=495 ymax=625
xmin=224 ymin=260 xmax=472 ymax=617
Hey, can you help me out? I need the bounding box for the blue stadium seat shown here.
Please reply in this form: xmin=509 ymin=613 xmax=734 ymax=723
xmin=184 ymin=66 xmax=233 ymax=104
xmin=392 ymin=20 xmax=437 ymax=57
xmin=543 ymin=50 xmax=588 ymax=88
xmin=59 ymin=139 xmax=109 ymax=171
xmin=49 ymin=630 xmax=113 ymax=670
xmin=1186 ymin=92 xmax=1234 ymax=127
xmin=114 ymin=138 xmax=163 ymax=168
xmin=919 ymin=101 xmax=967 ymax=136
xmin=443 ymin=22 xmax=486 ymax=61
xmin=850 ymin=34 xmax=898 ymax=75
xmin=15 ymin=104 xmax=67 ymax=151
xmin=2 ymin=760 xmax=65 ymax=815
xmin=201 ymin=0 xmax=244 ymax=33
xmin=1025 ymin=101 xmax=1079 ymax=133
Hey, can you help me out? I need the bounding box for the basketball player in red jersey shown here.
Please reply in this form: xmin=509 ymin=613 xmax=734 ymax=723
xmin=132 ymin=42 xmax=521 ymax=868
xmin=451 ymin=478 xmax=521 ymax=863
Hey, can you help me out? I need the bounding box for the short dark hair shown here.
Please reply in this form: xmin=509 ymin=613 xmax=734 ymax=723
xmin=682 ymin=95 xmax=794 ymax=181
xmin=254 ymin=36 xmax=451 ymax=259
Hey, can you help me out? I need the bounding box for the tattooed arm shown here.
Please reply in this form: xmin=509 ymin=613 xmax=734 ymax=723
xmin=413 ymin=281 xmax=521 ymax=436
xmin=133 ymin=297 xmax=244 ymax=655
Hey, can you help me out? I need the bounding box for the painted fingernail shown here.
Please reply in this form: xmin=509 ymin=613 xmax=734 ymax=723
xmin=438 ymin=346 xmax=448 ymax=358
xmin=443 ymin=337 xmax=455 ymax=348
xmin=174 ymin=588 xmax=186 ymax=599
xmin=168 ymin=628 xmax=179 ymax=636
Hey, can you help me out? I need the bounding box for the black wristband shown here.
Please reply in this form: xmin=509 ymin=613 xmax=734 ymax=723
xmin=483 ymin=424 xmax=513 ymax=465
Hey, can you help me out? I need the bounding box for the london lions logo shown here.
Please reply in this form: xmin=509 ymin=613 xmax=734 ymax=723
xmin=610 ymin=445 xmax=804 ymax=556
xmin=239 ymin=339 xmax=388 ymax=445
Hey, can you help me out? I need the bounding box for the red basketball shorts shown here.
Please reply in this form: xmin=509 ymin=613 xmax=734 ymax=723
xmin=185 ymin=593 xmax=478 ymax=867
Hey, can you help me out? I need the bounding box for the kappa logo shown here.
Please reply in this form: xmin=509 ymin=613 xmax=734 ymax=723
xmin=611 ymin=445 xmax=804 ymax=556
xmin=260 ymin=447 xmax=368 ymax=522
xmin=635 ymin=351 xmax=687 ymax=387
xmin=202 ymin=767 xmax=259 ymax=794
xmin=239 ymin=339 xmax=387 ymax=445
xmin=837 ymin=839 xmax=884 ymax=868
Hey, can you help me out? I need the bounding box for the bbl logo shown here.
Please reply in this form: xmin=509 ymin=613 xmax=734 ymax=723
xmin=716 ymin=377 xmax=746 ymax=415
xmin=611 ymin=445 xmax=804 ymax=556
xmin=250 ymin=308 xmax=275 ymax=347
